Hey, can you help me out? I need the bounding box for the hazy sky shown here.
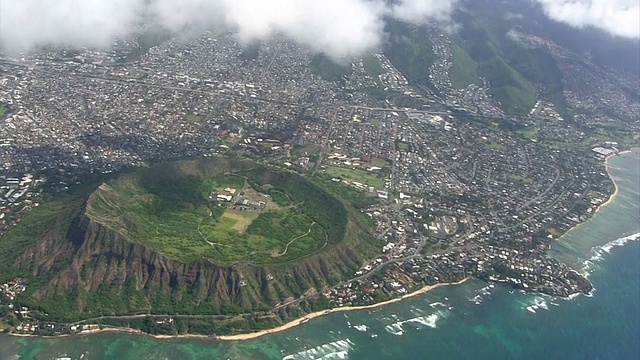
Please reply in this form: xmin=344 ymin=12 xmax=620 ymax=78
xmin=0 ymin=0 xmax=637 ymax=57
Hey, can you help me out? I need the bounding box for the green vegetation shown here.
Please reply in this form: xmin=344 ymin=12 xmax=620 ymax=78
xmin=361 ymin=55 xmax=390 ymax=100
xmin=480 ymin=139 xmax=506 ymax=151
xmin=516 ymin=125 xmax=540 ymax=140
xmin=453 ymin=13 xmax=538 ymax=115
xmin=240 ymin=43 xmax=261 ymax=61
xmin=538 ymin=123 xmax=640 ymax=150
xmin=310 ymin=55 xmax=352 ymax=82
xmin=185 ymin=114 xmax=205 ymax=123
xmin=0 ymin=194 xmax=82 ymax=279
xmin=449 ymin=43 xmax=481 ymax=88
xmin=122 ymin=26 xmax=172 ymax=63
xmin=265 ymin=188 xmax=292 ymax=207
xmin=384 ymin=20 xmax=437 ymax=92
xmin=395 ymin=140 xmax=411 ymax=151
xmin=87 ymin=159 xmax=348 ymax=265
xmin=451 ymin=12 xmax=572 ymax=117
xmin=362 ymin=55 xmax=385 ymax=83
xmin=313 ymin=174 xmax=380 ymax=209
xmin=0 ymin=158 xmax=382 ymax=331
xmin=0 ymin=103 xmax=7 ymax=117
xmin=507 ymin=174 xmax=533 ymax=184
xmin=243 ymin=167 xmax=349 ymax=249
xmin=0 ymin=171 xmax=126 ymax=282
xmin=470 ymin=43 xmax=537 ymax=117
xmin=369 ymin=157 xmax=391 ymax=168
xmin=383 ymin=17 xmax=558 ymax=114
xmin=362 ymin=86 xmax=390 ymax=101
xmin=325 ymin=166 xmax=387 ymax=189
xmin=546 ymin=227 xmax=562 ymax=238
xmin=580 ymin=122 xmax=640 ymax=147
xmin=0 ymin=176 xmax=144 ymax=319
xmin=512 ymin=49 xmax=569 ymax=120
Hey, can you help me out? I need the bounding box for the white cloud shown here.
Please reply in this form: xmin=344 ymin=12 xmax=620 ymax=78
xmin=536 ymin=0 xmax=640 ymax=39
xmin=0 ymin=0 xmax=459 ymax=58
xmin=1 ymin=0 xmax=145 ymax=51
xmin=153 ymin=0 xmax=389 ymax=59
xmin=392 ymin=0 xmax=458 ymax=24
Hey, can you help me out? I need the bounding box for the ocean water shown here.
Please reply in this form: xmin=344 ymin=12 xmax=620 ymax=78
xmin=0 ymin=150 xmax=638 ymax=360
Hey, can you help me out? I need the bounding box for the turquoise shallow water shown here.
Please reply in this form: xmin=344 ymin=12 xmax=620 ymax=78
xmin=1 ymin=150 xmax=638 ymax=360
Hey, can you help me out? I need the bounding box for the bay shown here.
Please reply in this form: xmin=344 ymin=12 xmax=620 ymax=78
xmin=1 ymin=150 xmax=638 ymax=360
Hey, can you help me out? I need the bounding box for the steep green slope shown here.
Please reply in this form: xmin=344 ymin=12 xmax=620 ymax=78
xmin=310 ymin=54 xmax=352 ymax=82
xmin=383 ymin=19 xmax=438 ymax=93
xmin=382 ymin=11 xmax=573 ymax=118
xmin=454 ymin=14 xmax=538 ymax=116
xmin=449 ymin=43 xmax=482 ymax=89
xmin=505 ymin=45 xmax=570 ymax=120
xmin=460 ymin=0 xmax=639 ymax=77
xmin=452 ymin=0 xmax=589 ymax=120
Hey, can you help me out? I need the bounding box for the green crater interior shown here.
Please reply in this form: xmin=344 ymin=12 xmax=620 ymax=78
xmin=86 ymin=158 xmax=348 ymax=265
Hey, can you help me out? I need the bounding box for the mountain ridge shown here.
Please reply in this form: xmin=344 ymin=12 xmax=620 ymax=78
xmin=2 ymin=158 xmax=379 ymax=326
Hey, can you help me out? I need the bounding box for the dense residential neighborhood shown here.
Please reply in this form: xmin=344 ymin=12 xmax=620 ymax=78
xmin=0 ymin=27 xmax=637 ymax=336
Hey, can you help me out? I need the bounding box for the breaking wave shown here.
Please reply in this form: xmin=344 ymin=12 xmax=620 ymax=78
xmin=524 ymin=296 xmax=549 ymax=313
xmin=352 ymin=325 xmax=368 ymax=332
xmin=468 ymin=283 xmax=494 ymax=304
xmin=582 ymin=232 xmax=640 ymax=276
xmin=598 ymin=232 xmax=640 ymax=254
xmin=282 ymin=339 xmax=355 ymax=360
xmin=384 ymin=312 xmax=443 ymax=335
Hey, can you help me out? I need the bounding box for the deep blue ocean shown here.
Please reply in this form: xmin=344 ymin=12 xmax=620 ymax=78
xmin=1 ymin=150 xmax=638 ymax=360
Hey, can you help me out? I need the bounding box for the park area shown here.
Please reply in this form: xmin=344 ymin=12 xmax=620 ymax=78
xmin=325 ymin=166 xmax=387 ymax=189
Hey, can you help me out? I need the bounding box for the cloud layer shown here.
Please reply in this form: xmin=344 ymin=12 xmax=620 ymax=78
xmin=3 ymin=0 xmax=635 ymax=58
xmin=0 ymin=0 xmax=459 ymax=57
xmin=2 ymin=0 xmax=145 ymax=51
xmin=536 ymin=0 xmax=640 ymax=39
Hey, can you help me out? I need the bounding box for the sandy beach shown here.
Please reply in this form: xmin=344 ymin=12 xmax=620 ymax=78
xmin=76 ymin=326 xmax=210 ymax=340
xmin=8 ymin=278 xmax=469 ymax=341
xmin=596 ymin=150 xmax=632 ymax=213
xmin=217 ymin=278 xmax=469 ymax=341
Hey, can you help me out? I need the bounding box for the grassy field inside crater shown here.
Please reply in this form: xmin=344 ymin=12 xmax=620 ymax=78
xmin=87 ymin=160 xmax=347 ymax=265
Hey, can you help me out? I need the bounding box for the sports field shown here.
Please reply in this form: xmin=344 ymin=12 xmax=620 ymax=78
xmin=326 ymin=166 xmax=387 ymax=188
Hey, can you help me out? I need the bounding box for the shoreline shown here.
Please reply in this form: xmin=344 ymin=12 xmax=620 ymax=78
xmin=595 ymin=150 xmax=632 ymax=214
xmin=6 ymin=278 xmax=469 ymax=342
xmin=217 ymin=278 xmax=469 ymax=341
xmin=5 ymin=151 xmax=635 ymax=343
xmin=552 ymin=149 xmax=637 ymax=264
